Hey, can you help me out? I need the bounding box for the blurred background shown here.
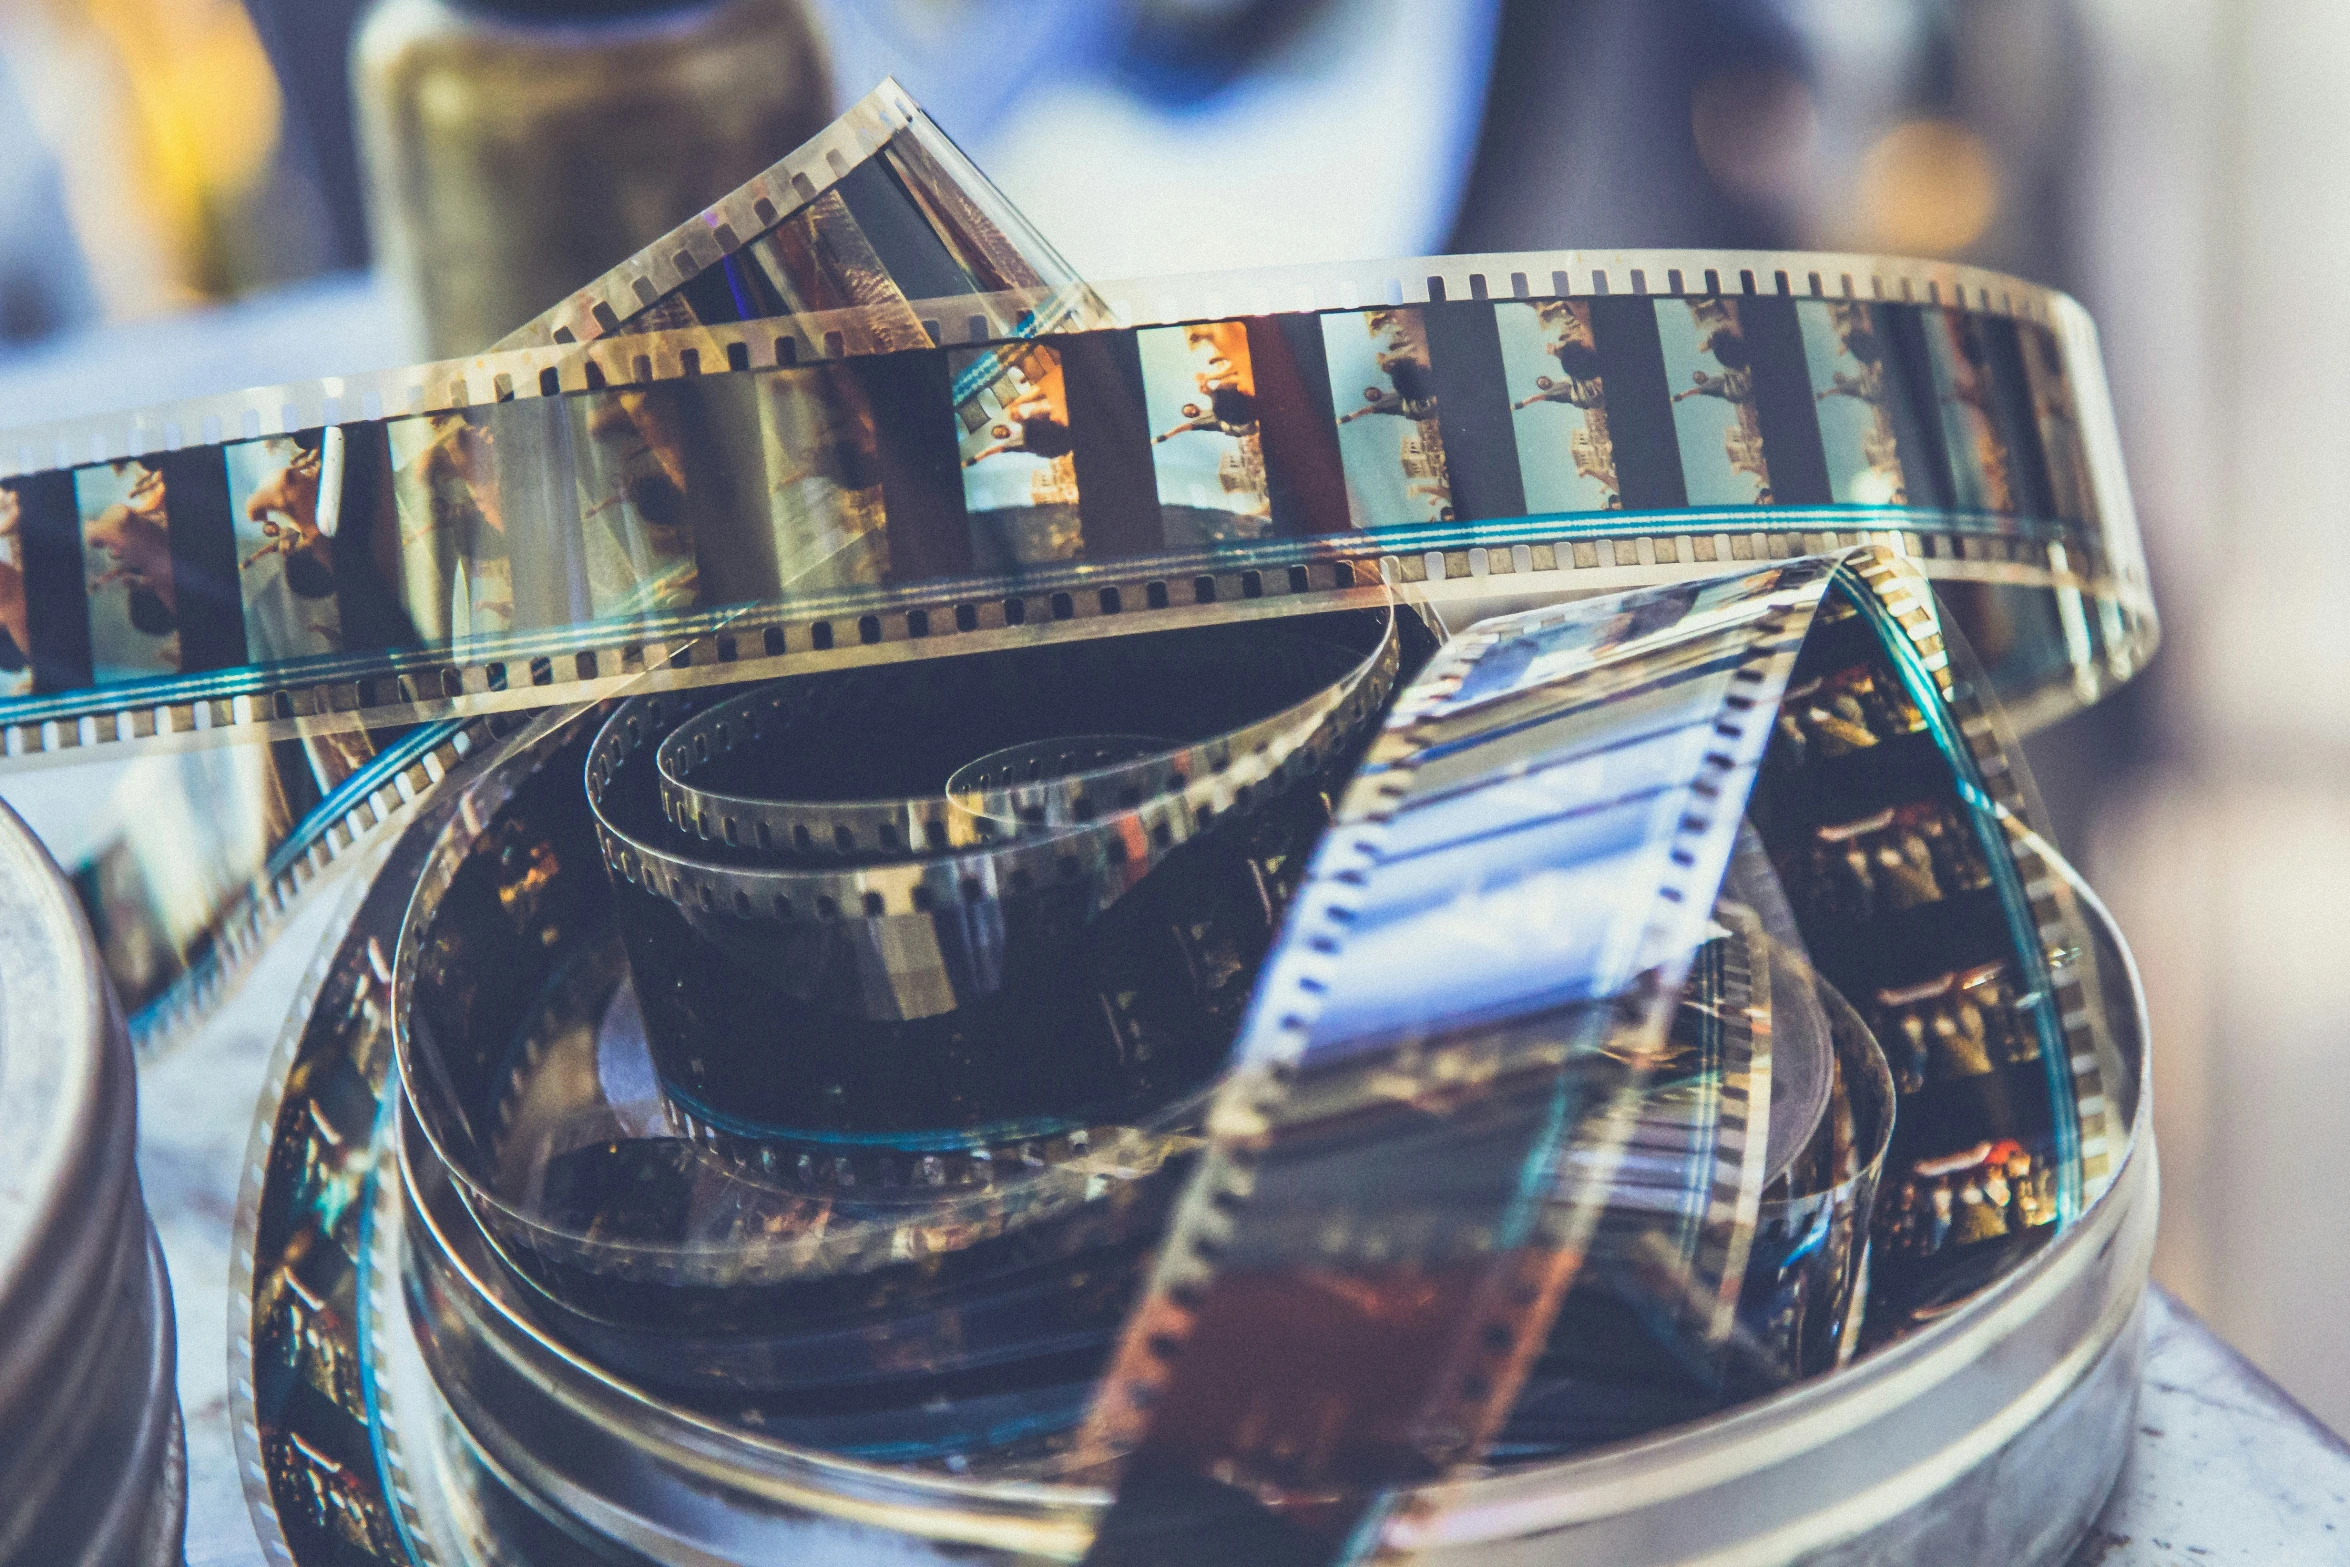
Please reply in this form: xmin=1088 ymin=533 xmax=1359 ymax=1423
xmin=0 ymin=0 xmax=2334 ymax=1435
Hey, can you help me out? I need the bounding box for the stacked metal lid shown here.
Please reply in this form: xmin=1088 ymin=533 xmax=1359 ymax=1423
xmin=0 ymin=797 xmax=184 ymax=1567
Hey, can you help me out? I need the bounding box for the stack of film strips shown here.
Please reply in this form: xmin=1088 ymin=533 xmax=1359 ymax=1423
xmin=0 ymin=81 xmax=2159 ymax=1567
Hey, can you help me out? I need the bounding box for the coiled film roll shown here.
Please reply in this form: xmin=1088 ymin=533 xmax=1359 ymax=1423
xmin=588 ymin=612 xmax=1402 ymax=1131
xmin=388 ymin=612 xmax=1404 ymax=1436
xmin=0 ymin=797 xmax=184 ymax=1566
xmin=227 ymin=541 xmax=2143 ymax=1566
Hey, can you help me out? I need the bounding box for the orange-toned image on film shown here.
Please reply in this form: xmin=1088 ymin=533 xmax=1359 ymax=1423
xmin=952 ymin=341 xmax=1081 ymax=571
xmin=1138 ymin=319 xmax=1271 ymax=546
xmin=569 ymin=388 xmax=704 ymax=619
xmin=1922 ymin=309 xmax=2020 ymax=515
xmin=386 ymin=413 xmax=516 ymax=645
xmin=227 ymin=435 xmax=344 ymax=664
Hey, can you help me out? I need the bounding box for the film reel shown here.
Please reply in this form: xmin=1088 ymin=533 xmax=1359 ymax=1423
xmin=160 ymin=78 xmax=2161 ymax=1567
xmin=0 ymin=797 xmax=184 ymax=1566
xmin=389 ymin=612 xmax=1402 ymax=1446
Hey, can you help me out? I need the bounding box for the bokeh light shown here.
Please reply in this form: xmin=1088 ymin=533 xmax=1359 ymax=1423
xmin=1856 ymin=118 xmax=2000 ymax=256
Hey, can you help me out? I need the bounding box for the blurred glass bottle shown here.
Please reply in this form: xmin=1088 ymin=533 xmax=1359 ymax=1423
xmin=352 ymin=0 xmax=834 ymax=358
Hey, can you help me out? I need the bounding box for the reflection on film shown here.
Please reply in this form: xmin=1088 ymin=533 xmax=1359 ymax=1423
xmin=1877 ymin=1133 xmax=2058 ymax=1267
xmin=743 ymin=188 xmax=934 ymax=354
xmin=1498 ymin=300 xmax=1620 ymax=512
xmin=954 ymin=341 xmax=1080 ymax=570
xmin=1871 ymin=959 xmax=2040 ymax=1095
xmin=1138 ymin=320 xmax=1271 ymax=547
xmin=1324 ymin=306 xmax=1453 ymax=527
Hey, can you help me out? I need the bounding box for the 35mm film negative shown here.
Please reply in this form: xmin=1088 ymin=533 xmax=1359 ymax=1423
xmin=0 ymin=95 xmax=2146 ymax=774
xmin=9 ymin=78 xmax=1100 ymax=1050
xmin=1 ymin=81 xmax=2149 ymax=1070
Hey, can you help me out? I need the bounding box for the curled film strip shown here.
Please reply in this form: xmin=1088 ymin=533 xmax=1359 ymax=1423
xmin=169 ymin=83 xmax=2152 ymax=1565
xmin=13 ymin=79 xmax=1098 ymax=1051
xmin=1072 ymin=546 xmax=2133 ymax=1562
xmin=391 ymin=613 xmax=1405 ymax=1439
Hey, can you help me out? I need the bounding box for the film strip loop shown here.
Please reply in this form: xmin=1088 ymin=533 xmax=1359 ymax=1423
xmin=0 ymin=252 xmax=2146 ymax=769
xmin=649 ymin=613 xmax=1394 ymax=860
xmin=587 ymin=610 xmax=1400 ymax=926
xmin=190 ymin=83 xmax=2158 ymax=1564
xmin=0 ymin=80 xmax=2151 ymax=1072
xmin=1074 ymin=566 xmax=1826 ymax=1555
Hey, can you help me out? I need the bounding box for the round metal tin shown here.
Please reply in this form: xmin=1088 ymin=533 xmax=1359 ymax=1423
xmin=0 ymin=796 xmax=185 ymax=1567
xmin=233 ymin=687 xmax=2153 ymax=1567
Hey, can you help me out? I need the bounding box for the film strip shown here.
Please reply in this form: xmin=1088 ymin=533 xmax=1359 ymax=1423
xmin=492 ymin=78 xmax=1101 ymax=356
xmin=0 ymin=91 xmax=2147 ymax=771
xmin=1070 ymin=545 xmax=2130 ymax=1561
xmin=62 ymin=713 xmax=522 ymax=1053
xmin=193 ymin=81 xmax=2155 ymax=1565
xmin=3 ymin=80 xmax=2150 ymax=1067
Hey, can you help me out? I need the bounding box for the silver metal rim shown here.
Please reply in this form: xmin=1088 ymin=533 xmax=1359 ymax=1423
xmin=385 ymin=1052 xmax=2151 ymax=1566
xmin=0 ymin=798 xmax=185 ymax=1567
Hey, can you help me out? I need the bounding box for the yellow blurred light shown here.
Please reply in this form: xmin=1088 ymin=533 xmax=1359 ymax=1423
xmin=1857 ymin=119 xmax=1999 ymax=257
xmin=5 ymin=0 xmax=287 ymax=315
xmin=89 ymin=0 xmax=285 ymax=204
